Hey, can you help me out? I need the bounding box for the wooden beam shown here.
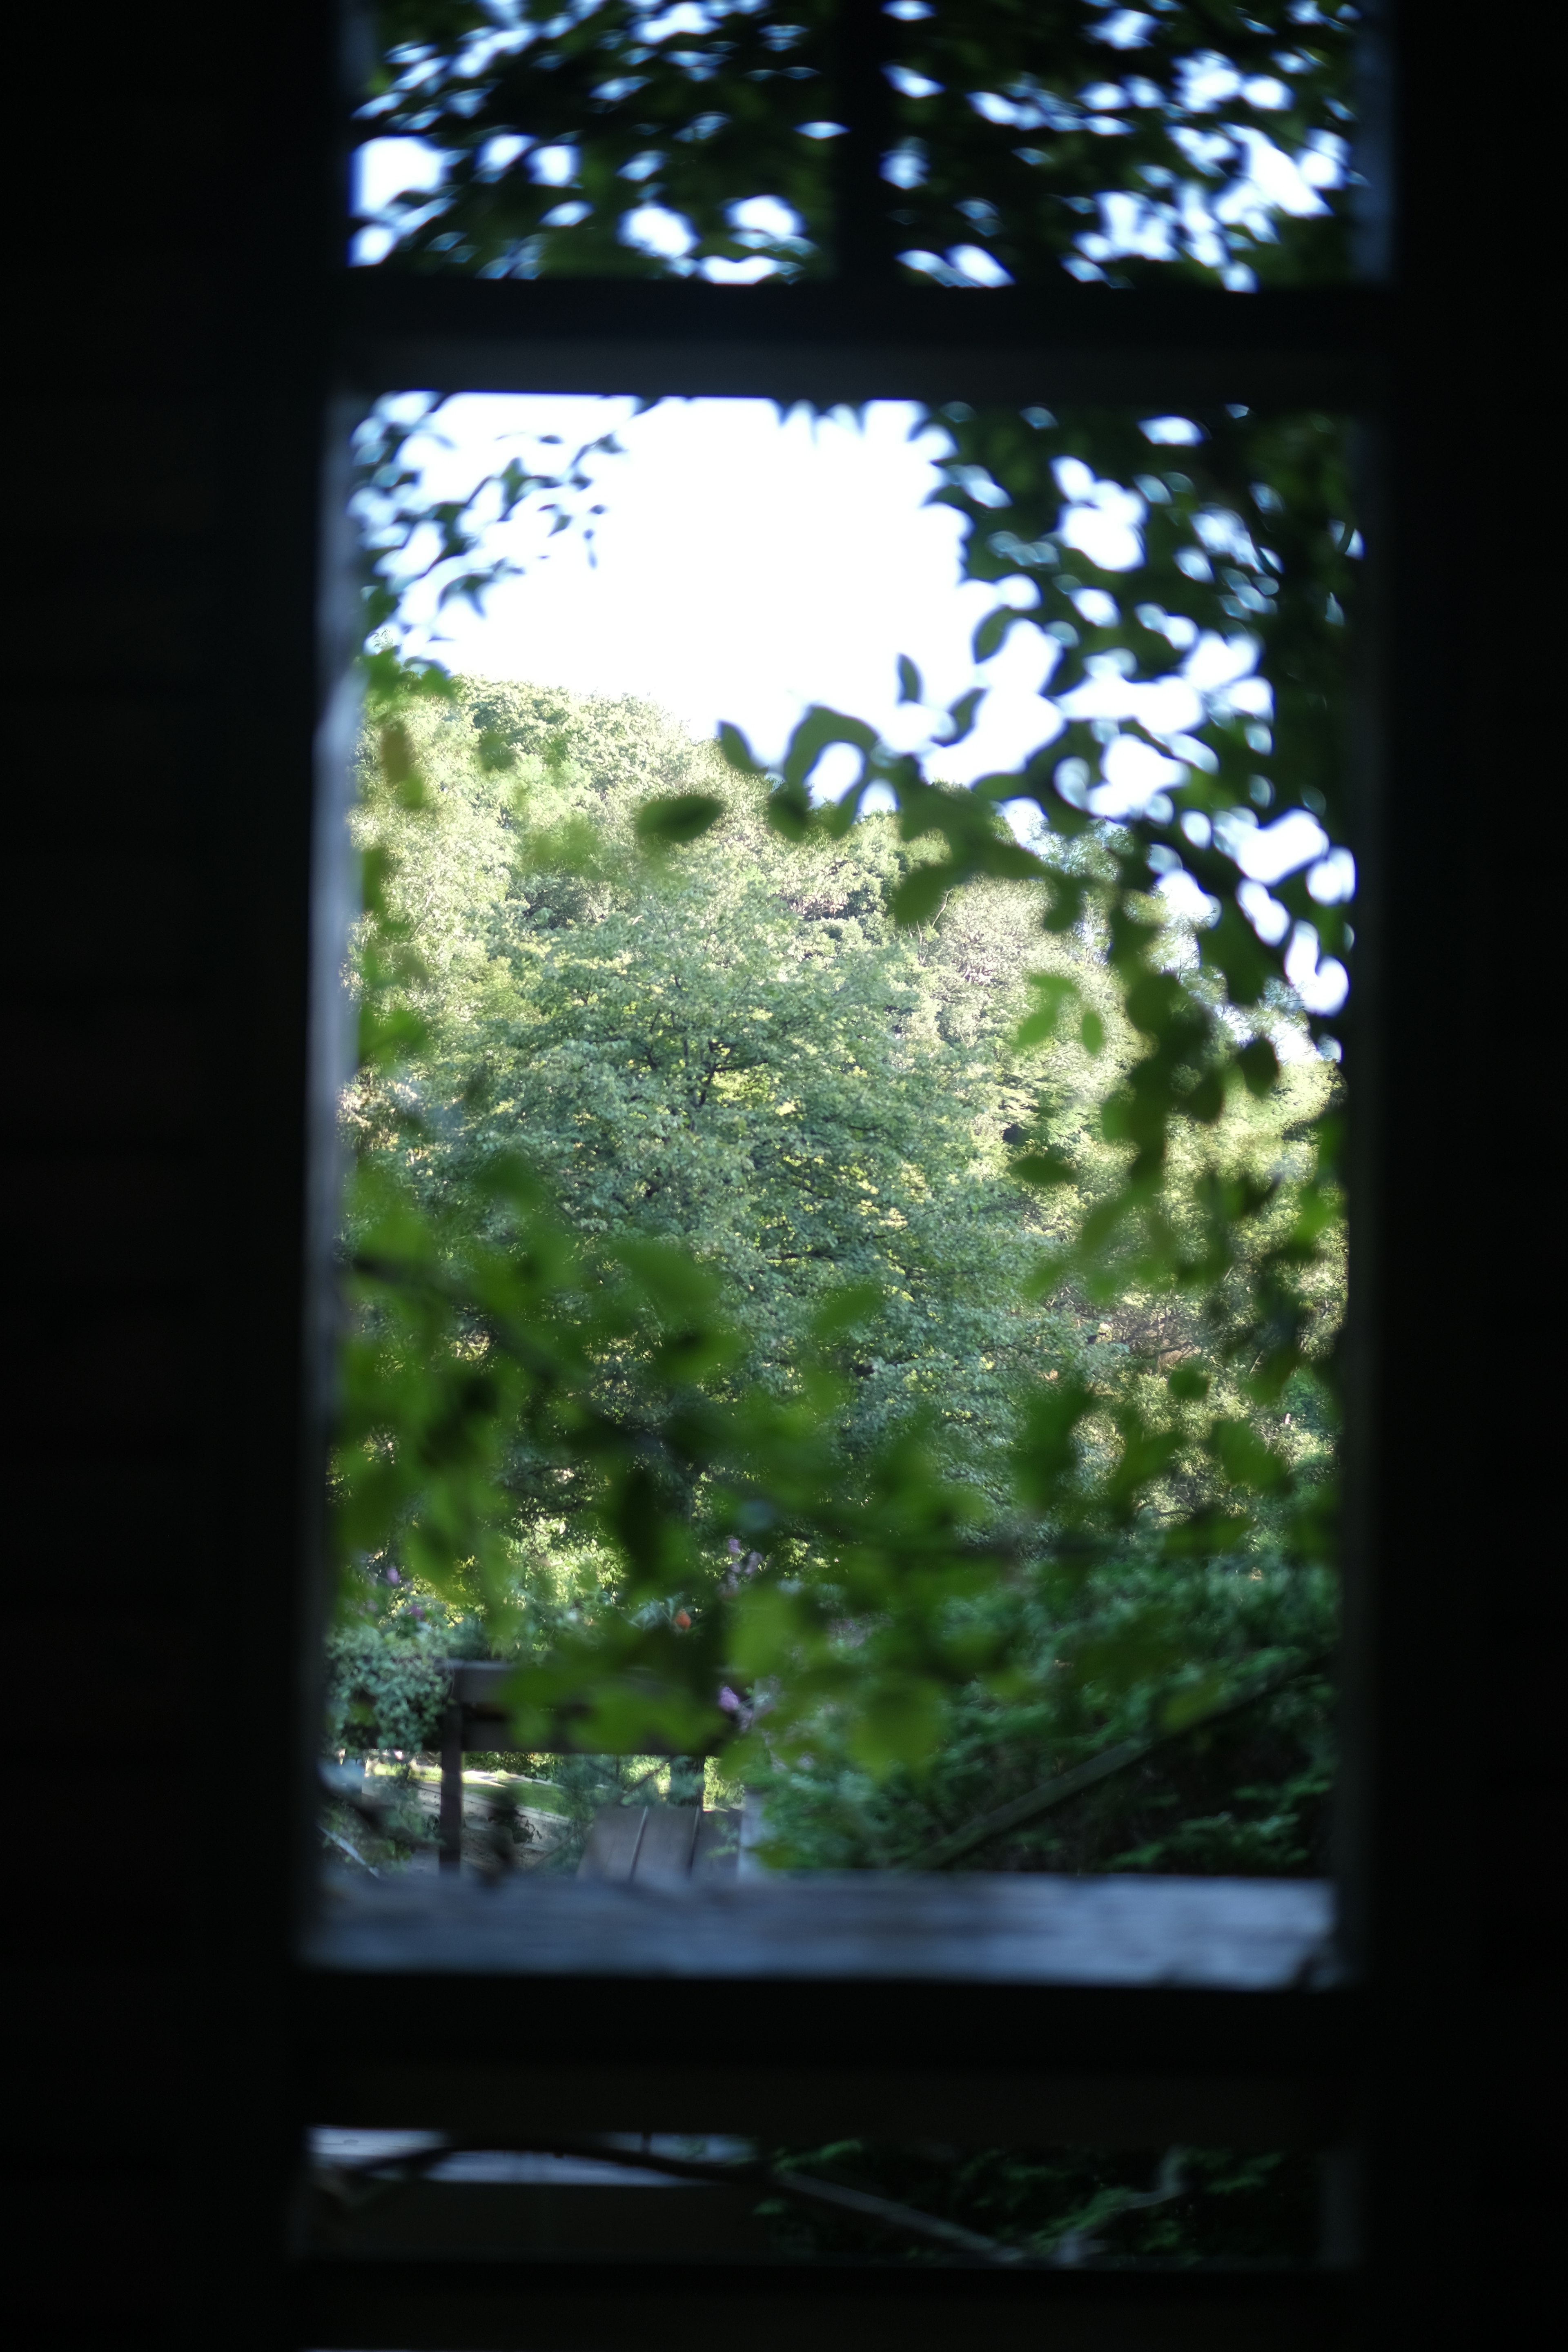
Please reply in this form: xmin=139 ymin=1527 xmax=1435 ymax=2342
xmin=305 ymin=1866 xmax=1340 ymax=1989
xmin=298 ymin=1874 xmax=1354 ymax=2146
xmin=292 ymin=2256 xmax=1353 ymax=2352
xmin=337 ymin=276 xmax=1389 ymax=409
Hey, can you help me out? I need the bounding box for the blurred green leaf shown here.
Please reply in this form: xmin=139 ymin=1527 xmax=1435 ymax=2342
xmin=1209 ymin=1418 xmax=1290 ymax=1494
xmin=635 ymin=791 xmax=727 ymax=848
xmin=809 ymin=1282 xmax=885 ymax=1344
xmin=1010 ymin=1148 xmax=1075 ymax=1189
xmin=973 ymin=605 xmax=1024 ymax=663
xmin=890 ymin=860 xmax=951 ymax=926
xmin=717 ymin=720 xmax=762 ymax=775
xmin=782 ymin=705 xmax=878 ymax=797
xmin=936 ymin=687 xmax=986 ymax=747
xmin=1238 ymin=1037 xmax=1281 ymax=1097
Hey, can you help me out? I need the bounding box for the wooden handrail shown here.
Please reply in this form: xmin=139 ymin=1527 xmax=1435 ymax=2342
xmin=436 ymin=1661 xmax=717 ymax=1874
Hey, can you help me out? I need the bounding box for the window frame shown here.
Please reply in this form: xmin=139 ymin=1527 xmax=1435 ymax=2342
xmin=276 ymin=8 xmax=1521 ymax=2342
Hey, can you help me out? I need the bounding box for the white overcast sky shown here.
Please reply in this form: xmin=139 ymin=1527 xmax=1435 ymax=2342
xmin=369 ymin=393 xmax=1348 ymax=1013
xmin=375 ymin=394 xmax=1265 ymax=794
xmin=378 ymin=395 xmax=1054 ymax=787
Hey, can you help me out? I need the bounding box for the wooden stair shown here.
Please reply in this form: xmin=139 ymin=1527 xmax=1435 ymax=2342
xmin=579 ymin=1804 xmax=742 ymax=1883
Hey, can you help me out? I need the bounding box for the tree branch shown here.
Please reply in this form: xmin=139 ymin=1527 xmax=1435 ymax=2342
xmin=900 ymin=1648 xmax=1334 ymax=1873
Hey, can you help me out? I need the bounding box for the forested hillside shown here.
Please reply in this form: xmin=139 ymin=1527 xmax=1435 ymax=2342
xmin=333 ymin=674 xmax=1341 ymax=1872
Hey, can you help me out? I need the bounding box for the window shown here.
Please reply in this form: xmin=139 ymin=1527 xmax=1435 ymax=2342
xmin=291 ymin=7 xmax=1394 ymax=2334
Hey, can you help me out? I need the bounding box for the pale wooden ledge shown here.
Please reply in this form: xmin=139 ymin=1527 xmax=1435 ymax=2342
xmin=304 ymin=1870 xmax=1338 ymax=1991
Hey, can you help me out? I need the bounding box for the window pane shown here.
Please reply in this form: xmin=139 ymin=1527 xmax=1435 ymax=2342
xmin=324 ymin=392 xmax=1352 ymax=1897
xmin=355 ymin=2 xmax=843 ymax=278
xmin=352 ymin=3 xmax=1361 ymax=284
xmin=884 ymin=0 xmax=1359 ymax=290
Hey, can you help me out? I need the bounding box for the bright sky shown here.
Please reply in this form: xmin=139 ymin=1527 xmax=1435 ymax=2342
xmin=371 ymin=393 xmax=1348 ymax=1013
xmin=379 ymin=394 xmax=1064 ymax=790
xmin=377 ymin=394 xmax=1262 ymax=788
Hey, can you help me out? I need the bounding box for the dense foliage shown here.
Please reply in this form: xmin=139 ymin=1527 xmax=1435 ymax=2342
xmin=359 ymin=0 xmax=1358 ymax=288
xmin=754 ymin=2138 xmax=1320 ymax=2265
xmin=337 ymin=603 xmax=1343 ymax=1868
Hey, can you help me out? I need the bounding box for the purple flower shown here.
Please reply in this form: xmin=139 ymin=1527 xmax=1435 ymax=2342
xmin=717 ymin=1686 xmax=743 ymax=1714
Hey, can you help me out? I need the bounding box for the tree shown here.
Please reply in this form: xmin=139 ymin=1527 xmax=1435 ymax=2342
xmin=355 ymin=680 xmax=1082 ymax=1485
xmin=337 ymin=656 xmax=1341 ymax=1860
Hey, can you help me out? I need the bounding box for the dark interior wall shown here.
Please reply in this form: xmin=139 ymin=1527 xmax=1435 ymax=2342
xmin=1353 ymin=13 xmax=1555 ymax=2327
xmin=6 ymin=8 xmax=334 ymax=2342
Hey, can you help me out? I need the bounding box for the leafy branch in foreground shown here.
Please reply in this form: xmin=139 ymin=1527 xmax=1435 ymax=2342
xmin=358 ymin=2 xmax=1355 ymax=293
xmin=334 ymin=393 xmax=1349 ymax=1824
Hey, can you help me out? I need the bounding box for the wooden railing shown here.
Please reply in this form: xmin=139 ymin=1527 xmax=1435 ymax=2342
xmin=435 ymin=1660 xmax=719 ymax=1876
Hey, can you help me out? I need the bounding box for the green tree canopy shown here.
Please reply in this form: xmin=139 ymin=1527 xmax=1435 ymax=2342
xmin=336 ymin=660 xmax=1341 ymax=1851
